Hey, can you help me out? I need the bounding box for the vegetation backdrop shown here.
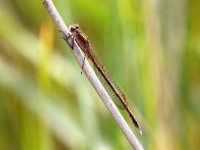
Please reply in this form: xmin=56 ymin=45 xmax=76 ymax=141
xmin=0 ymin=0 xmax=199 ymax=149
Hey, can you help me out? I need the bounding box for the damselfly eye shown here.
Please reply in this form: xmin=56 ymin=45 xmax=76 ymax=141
xmin=70 ymin=26 xmax=75 ymax=32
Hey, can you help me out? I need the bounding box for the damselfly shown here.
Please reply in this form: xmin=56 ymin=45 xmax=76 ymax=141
xmin=68 ymin=24 xmax=141 ymax=134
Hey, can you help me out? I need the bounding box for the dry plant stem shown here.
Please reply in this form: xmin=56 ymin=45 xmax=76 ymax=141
xmin=42 ymin=0 xmax=144 ymax=149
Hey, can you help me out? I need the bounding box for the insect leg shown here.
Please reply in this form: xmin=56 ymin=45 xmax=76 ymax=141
xmin=81 ymin=52 xmax=87 ymax=74
xmin=71 ymin=35 xmax=75 ymax=50
xmin=66 ymin=34 xmax=73 ymax=40
xmin=58 ymin=29 xmax=70 ymax=40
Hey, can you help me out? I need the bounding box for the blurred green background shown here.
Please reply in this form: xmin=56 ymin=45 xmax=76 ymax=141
xmin=0 ymin=0 xmax=200 ymax=149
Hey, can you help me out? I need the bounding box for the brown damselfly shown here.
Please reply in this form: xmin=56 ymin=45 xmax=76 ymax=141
xmin=67 ymin=24 xmax=142 ymax=134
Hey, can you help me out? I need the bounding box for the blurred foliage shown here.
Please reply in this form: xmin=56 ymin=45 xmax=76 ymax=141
xmin=0 ymin=0 xmax=200 ymax=149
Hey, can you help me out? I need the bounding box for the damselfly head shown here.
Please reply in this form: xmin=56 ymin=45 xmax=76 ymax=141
xmin=70 ymin=24 xmax=79 ymax=33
